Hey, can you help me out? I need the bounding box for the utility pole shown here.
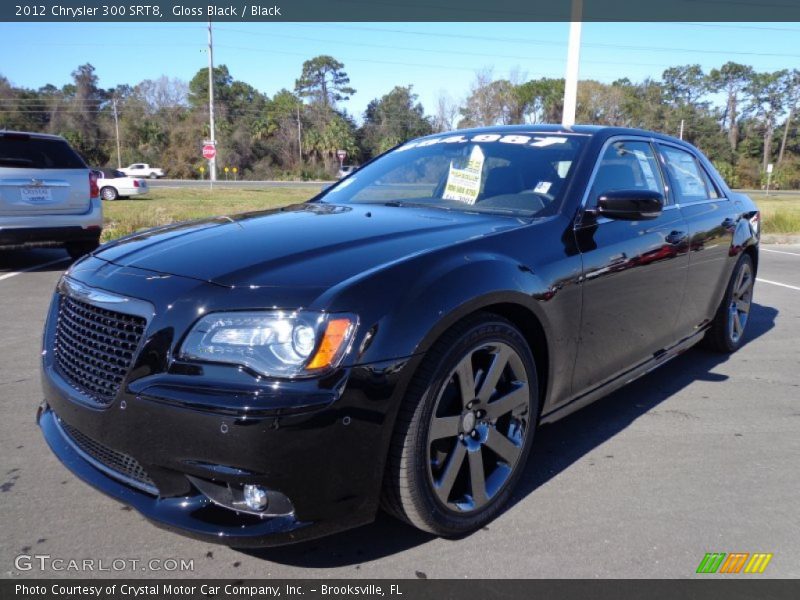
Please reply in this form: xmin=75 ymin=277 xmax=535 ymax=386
xmin=562 ymin=0 xmax=583 ymax=128
xmin=207 ymin=20 xmax=217 ymax=184
xmin=297 ymin=103 xmax=302 ymax=164
xmin=112 ymin=97 xmax=122 ymax=168
xmin=679 ymin=119 xmax=685 ymax=140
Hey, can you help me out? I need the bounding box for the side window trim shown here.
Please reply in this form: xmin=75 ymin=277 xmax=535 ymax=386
xmin=656 ymin=141 xmax=729 ymax=206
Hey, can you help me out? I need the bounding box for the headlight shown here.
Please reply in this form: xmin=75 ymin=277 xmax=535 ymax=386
xmin=180 ymin=311 xmax=358 ymax=378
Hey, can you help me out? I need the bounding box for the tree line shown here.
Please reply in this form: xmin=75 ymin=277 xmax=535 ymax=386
xmin=1 ymin=57 xmax=798 ymax=188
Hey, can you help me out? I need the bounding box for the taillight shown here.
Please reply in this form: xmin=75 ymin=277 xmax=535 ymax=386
xmin=133 ymin=179 xmax=140 ymax=188
xmin=89 ymin=171 xmax=99 ymax=199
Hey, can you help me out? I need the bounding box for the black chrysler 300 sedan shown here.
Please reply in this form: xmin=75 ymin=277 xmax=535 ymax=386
xmin=38 ymin=126 xmax=759 ymax=546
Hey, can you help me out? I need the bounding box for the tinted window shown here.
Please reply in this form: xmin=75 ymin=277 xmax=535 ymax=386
xmin=321 ymin=133 xmax=588 ymax=218
xmin=660 ymin=145 xmax=719 ymax=203
xmin=0 ymin=135 xmax=86 ymax=169
xmin=589 ymin=140 xmax=665 ymax=205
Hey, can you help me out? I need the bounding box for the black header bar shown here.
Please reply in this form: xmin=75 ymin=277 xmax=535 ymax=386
xmin=4 ymin=579 xmax=800 ymax=600
xmin=4 ymin=0 xmax=800 ymax=22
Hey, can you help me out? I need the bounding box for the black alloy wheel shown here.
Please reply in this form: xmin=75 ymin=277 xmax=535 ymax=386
xmin=703 ymin=253 xmax=755 ymax=353
xmin=383 ymin=314 xmax=538 ymax=536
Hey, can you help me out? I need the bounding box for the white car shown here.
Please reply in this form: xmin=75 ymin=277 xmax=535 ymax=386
xmin=94 ymin=168 xmax=149 ymax=201
xmin=0 ymin=131 xmax=102 ymax=259
xmin=118 ymin=163 xmax=164 ymax=179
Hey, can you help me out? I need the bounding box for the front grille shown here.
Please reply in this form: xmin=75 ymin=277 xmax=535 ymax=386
xmin=54 ymin=295 xmax=146 ymax=406
xmin=59 ymin=419 xmax=158 ymax=495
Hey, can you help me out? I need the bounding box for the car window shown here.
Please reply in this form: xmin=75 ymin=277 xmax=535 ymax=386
xmin=0 ymin=135 xmax=86 ymax=169
xmin=659 ymin=145 xmax=720 ymax=203
xmin=322 ymin=133 xmax=588 ymax=218
xmin=588 ymin=140 xmax=665 ymax=207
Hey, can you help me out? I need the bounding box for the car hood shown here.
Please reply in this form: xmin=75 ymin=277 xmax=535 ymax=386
xmin=94 ymin=203 xmax=526 ymax=288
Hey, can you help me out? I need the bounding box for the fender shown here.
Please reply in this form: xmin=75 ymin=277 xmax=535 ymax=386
xmin=325 ymin=250 xmax=552 ymax=362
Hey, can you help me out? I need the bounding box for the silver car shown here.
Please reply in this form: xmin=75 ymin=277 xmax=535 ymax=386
xmin=0 ymin=131 xmax=102 ymax=259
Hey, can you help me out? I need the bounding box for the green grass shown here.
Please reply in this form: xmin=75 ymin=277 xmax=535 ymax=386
xmin=101 ymin=186 xmax=321 ymax=242
xmin=101 ymin=187 xmax=800 ymax=242
xmin=748 ymin=193 xmax=800 ymax=235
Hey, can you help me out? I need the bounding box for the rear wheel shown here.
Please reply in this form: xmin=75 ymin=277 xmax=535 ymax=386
xmin=382 ymin=314 xmax=538 ymax=536
xmin=149 ymin=172 xmax=158 ymax=179
xmin=65 ymin=239 xmax=100 ymax=261
xmin=100 ymin=186 xmax=118 ymax=201
xmin=702 ymin=253 xmax=755 ymax=353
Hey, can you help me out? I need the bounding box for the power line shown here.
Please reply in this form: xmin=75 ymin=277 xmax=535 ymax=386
xmin=287 ymin=23 xmax=800 ymax=59
xmin=213 ymin=26 xmax=676 ymax=69
xmin=10 ymin=26 xmax=800 ymax=60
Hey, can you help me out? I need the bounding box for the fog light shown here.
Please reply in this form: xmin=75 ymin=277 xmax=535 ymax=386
xmin=243 ymin=484 xmax=268 ymax=511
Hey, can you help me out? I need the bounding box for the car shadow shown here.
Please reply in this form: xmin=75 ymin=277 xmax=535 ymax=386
xmin=240 ymin=302 xmax=777 ymax=568
xmin=0 ymin=248 xmax=72 ymax=273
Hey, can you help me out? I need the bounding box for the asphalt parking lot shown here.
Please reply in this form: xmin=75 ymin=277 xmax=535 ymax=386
xmin=1 ymin=245 xmax=798 ymax=579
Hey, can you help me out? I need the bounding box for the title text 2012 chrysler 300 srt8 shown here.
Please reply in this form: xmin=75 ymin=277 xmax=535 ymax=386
xmin=38 ymin=126 xmax=759 ymax=546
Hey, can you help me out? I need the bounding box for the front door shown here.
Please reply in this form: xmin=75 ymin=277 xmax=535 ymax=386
xmin=570 ymin=138 xmax=690 ymax=397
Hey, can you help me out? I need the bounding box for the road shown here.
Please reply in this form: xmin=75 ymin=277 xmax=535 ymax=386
xmin=1 ymin=246 xmax=798 ymax=579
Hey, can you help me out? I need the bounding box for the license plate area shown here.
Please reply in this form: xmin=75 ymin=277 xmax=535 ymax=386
xmin=21 ymin=187 xmax=53 ymax=203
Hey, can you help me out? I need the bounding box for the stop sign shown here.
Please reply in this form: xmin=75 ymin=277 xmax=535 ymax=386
xmin=202 ymin=144 xmax=216 ymax=160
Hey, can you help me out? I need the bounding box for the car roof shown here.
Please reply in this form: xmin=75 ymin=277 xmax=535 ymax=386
xmin=0 ymin=129 xmax=68 ymax=142
xmin=416 ymin=124 xmax=691 ymax=148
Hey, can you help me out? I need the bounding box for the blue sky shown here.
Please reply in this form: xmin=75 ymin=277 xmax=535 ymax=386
xmin=1 ymin=21 xmax=798 ymax=121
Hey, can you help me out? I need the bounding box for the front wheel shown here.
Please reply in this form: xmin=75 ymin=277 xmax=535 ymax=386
xmin=702 ymin=253 xmax=755 ymax=353
xmin=382 ymin=314 xmax=538 ymax=536
xmin=149 ymin=172 xmax=158 ymax=179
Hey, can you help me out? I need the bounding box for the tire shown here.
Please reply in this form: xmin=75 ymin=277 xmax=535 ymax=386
xmin=149 ymin=172 xmax=158 ymax=179
xmin=100 ymin=186 xmax=118 ymax=201
xmin=65 ymin=239 xmax=100 ymax=261
xmin=701 ymin=253 xmax=755 ymax=353
xmin=382 ymin=313 xmax=539 ymax=536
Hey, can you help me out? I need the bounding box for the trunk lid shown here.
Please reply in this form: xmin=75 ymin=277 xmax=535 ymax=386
xmin=0 ymin=134 xmax=91 ymax=216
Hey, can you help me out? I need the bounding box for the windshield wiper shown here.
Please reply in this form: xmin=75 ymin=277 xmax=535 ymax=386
xmin=384 ymin=200 xmax=453 ymax=212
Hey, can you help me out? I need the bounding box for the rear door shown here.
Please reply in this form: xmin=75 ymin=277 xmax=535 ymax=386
xmin=571 ymin=138 xmax=690 ymax=397
xmin=0 ymin=134 xmax=90 ymax=216
xmin=657 ymin=143 xmax=737 ymax=332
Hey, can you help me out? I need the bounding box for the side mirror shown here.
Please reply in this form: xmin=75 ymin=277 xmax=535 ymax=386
xmin=596 ymin=190 xmax=663 ymax=220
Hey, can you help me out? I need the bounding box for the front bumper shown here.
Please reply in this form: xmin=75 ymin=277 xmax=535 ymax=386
xmin=38 ymin=351 xmax=412 ymax=546
xmin=38 ymin=407 xmax=322 ymax=547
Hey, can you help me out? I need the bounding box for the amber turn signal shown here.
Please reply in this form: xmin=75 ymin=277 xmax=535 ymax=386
xmin=307 ymin=317 xmax=355 ymax=370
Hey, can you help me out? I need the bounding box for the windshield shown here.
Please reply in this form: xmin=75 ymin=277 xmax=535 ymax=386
xmin=319 ymin=132 xmax=588 ymax=217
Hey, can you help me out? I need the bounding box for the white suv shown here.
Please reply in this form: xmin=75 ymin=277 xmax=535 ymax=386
xmin=0 ymin=131 xmax=102 ymax=259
